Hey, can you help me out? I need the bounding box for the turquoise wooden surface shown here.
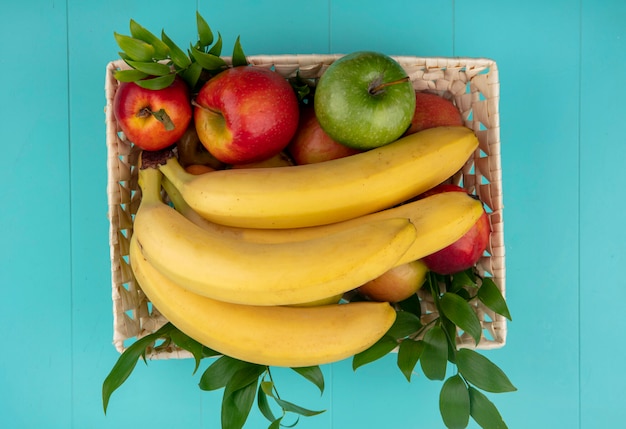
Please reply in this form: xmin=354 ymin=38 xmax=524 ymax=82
xmin=1 ymin=1 xmax=625 ymax=428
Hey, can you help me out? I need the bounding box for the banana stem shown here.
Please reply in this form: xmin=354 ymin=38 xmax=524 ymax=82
xmin=158 ymin=156 xmax=195 ymax=191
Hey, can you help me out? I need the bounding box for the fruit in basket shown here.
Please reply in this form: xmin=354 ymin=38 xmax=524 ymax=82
xmin=134 ymin=164 xmax=417 ymax=306
xmin=129 ymin=234 xmax=396 ymax=367
xmin=113 ymin=78 xmax=192 ymax=150
xmin=287 ymin=104 xmax=361 ymax=164
xmin=314 ymin=51 xmax=415 ymax=150
xmin=158 ymin=126 xmax=479 ymax=229
xmin=420 ymin=184 xmax=491 ymax=275
xmin=161 ymin=174 xmax=485 ymax=269
xmin=185 ymin=164 xmax=215 ymax=175
xmin=358 ymin=260 xmax=428 ymax=302
xmin=193 ymin=66 xmax=300 ymax=165
xmin=176 ymin=126 xmax=225 ymax=169
xmin=405 ymin=92 xmax=464 ymax=135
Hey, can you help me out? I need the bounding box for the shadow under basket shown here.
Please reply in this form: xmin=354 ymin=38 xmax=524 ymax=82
xmin=105 ymin=54 xmax=506 ymax=360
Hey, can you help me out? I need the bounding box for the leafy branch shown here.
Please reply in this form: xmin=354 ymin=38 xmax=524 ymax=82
xmin=352 ymin=268 xmax=514 ymax=429
xmin=102 ymin=323 xmax=325 ymax=429
xmin=113 ymin=12 xmax=248 ymax=91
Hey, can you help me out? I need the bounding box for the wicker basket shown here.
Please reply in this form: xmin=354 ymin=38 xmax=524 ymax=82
xmin=105 ymin=54 xmax=506 ymax=359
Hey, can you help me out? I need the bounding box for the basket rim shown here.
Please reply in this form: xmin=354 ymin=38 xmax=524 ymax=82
xmin=105 ymin=53 xmax=506 ymax=357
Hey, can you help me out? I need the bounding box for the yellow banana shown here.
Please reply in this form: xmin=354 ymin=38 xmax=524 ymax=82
xmin=158 ymin=126 xmax=479 ymax=228
xmin=129 ymin=234 xmax=397 ymax=367
xmin=162 ymin=175 xmax=484 ymax=268
xmin=134 ymin=166 xmax=417 ymax=306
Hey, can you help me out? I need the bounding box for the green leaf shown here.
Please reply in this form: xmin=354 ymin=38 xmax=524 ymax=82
xmin=150 ymin=108 xmax=175 ymax=131
xmin=134 ymin=74 xmax=176 ymax=90
xmin=190 ymin=45 xmax=228 ymax=71
xmin=440 ymin=374 xmax=470 ymax=429
xmin=225 ymin=364 xmax=266 ymax=396
xmin=129 ymin=19 xmax=169 ymax=58
xmin=220 ymin=365 xmax=266 ymax=429
xmin=468 ymin=387 xmax=508 ymax=429
xmin=257 ymin=381 xmax=277 ymax=422
xmin=114 ymin=69 xmax=149 ymax=82
xmin=397 ymin=340 xmax=424 ymax=382
xmin=117 ymin=51 xmax=131 ymax=61
xmin=440 ymin=293 xmax=482 ymax=345
xmin=386 ymin=311 xmax=422 ymax=340
xmin=161 ymin=30 xmax=191 ymax=69
xmin=457 ymin=349 xmax=516 ymax=393
xmin=168 ymin=328 xmax=205 ymax=374
xmin=208 ymin=32 xmax=223 ymax=56
xmin=102 ymin=336 xmax=153 ymax=413
xmin=450 ymin=270 xmax=477 ymax=293
xmin=441 ymin=316 xmax=459 ymax=364
xmin=180 ymin=61 xmax=204 ymax=90
xmin=478 ymin=278 xmax=512 ymax=321
xmin=352 ymin=335 xmax=398 ymax=370
xmin=231 ymin=35 xmax=248 ymax=67
xmin=291 ymin=366 xmax=324 ymax=394
xmin=420 ymin=325 xmax=448 ymax=380
xmin=199 ymin=356 xmax=251 ymax=391
xmin=262 ymin=381 xmax=325 ymax=417
xmin=455 ymin=288 xmax=472 ymax=301
xmin=268 ymin=417 xmax=283 ymax=429
xmin=202 ymin=346 xmax=222 ymax=358
xmin=271 ymin=396 xmax=325 ymax=417
xmin=125 ymin=60 xmax=171 ymax=77
xmin=114 ymin=32 xmax=155 ymax=62
xmin=196 ymin=11 xmax=214 ymax=48
xmin=397 ymin=293 xmax=421 ymax=317
xmin=102 ymin=323 xmax=173 ymax=413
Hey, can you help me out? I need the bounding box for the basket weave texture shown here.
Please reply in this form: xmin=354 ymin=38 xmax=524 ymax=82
xmin=105 ymin=54 xmax=506 ymax=359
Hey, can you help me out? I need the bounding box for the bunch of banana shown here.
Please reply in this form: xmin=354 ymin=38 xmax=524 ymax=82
xmin=158 ymin=125 xmax=479 ymax=228
xmin=129 ymin=125 xmax=483 ymax=367
xmin=130 ymin=235 xmax=397 ymax=367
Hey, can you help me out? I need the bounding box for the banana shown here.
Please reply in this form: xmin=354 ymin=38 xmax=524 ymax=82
xmin=162 ymin=175 xmax=485 ymax=268
xmin=129 ymin=235 xmax=397 ymax=367
xmin=134 ymin=166 xmax=417 ymax=306
xmin=158 ymin=126 xmax=479 ymax=228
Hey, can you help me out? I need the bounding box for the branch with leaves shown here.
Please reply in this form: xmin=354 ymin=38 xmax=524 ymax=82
xmin=353 ymin=269 xmax=514 ymax=428
xmin=102 ymin=322 xmax=326 ymax=429
xmin=113 ymin=12 xmax=247 ymax=91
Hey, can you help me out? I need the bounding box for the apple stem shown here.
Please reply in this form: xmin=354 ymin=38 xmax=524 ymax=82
xmin=137 ymin=107 xmax=175 ymax=131
xmin=191 ymin=99 xmax=222 ymax=115
xmin=369 ymin=76 xmax=411 ymax=95
xmin=151 ymin=109 xmax=175 ymax=131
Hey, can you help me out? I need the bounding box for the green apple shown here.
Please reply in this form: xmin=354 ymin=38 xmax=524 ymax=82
xmin=314 ymin=51 xmax=416 ymax=150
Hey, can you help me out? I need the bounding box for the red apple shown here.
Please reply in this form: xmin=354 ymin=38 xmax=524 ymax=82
xmin=287 ymin=104 xmax=361 ymax=165
xmin=113 ymin=77 xmax=192 ymax=151
xmin=358 ymin=260 xmax=429 ymax=303
xmin=420 ymin=184 xmax=491 ymax=275
xmin=193 ymin=66 xmax=300 ymax=165
xmin=404 ymin=92 xmax=463 ymax=136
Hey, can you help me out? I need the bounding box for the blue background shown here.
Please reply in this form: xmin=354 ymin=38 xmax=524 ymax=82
xmin=1 ymin=1 xmax=625 ymax=428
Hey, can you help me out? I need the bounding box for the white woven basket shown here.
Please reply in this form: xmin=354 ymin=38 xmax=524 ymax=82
xmin=105 ymin=54 xmax=505 ymax=359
